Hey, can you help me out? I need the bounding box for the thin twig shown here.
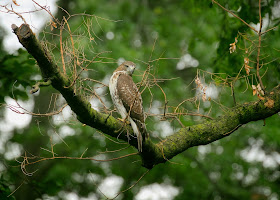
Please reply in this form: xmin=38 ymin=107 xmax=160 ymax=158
xmin=1 ymin=5 xmax=27 ymax=24
xmin=223 ymin=124 xmax=243 ymax=135
xmin=212 ymin=0 xmax=258 ymax=33
xmin=60 ymin=18 xmax=66 ymax=75
xmin=261 ymin=25 xmax=279 ymax=35
xmin=231 ymin=82 xmax=236 ymax=106
xmin=8 ymin=181 xmax=25 ymax=198
xmin=32 ymin=0 xmax=59 ymax=24
xmin=63 ymin=16 xmax=77 ymax=93
xmin=256 ymin=0 xmax=265 ymax=92
xmin=16 ymin=152 xmax=139 ymax=168
xmin=112 ymin=169 xmax=150 ymax=200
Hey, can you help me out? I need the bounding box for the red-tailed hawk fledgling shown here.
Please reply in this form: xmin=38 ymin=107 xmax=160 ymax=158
xmin=109 ymin=61 xmax=146 ymax=151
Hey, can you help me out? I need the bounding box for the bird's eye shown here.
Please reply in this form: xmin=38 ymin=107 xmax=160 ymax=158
xmin=125 ymin=65 xmax=129 ymax=68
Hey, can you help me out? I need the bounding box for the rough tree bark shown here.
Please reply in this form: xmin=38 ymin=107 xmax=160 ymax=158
xmin=12 ymin=23 xmax=280 ymax=169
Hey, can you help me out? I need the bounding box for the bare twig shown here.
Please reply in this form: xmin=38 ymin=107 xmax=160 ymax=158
xmin=16 ymin=152 xmax=139 ymax=168
xmin=6 ymin=100 xmax=68 ymax=117
xmin=256 ymin=0 xmax=265 ymax=92
xmin=63 ymin=16 xmax=77 ymax=93
xmin=223 ymin=124 xmax=243 ymax=135
xmin=64 ymin=51 xmax=111 ymax=89
xmin=60 ymin=18 xmax=66 ymax=75
xmin=8 ymin=181 xmax=25 ymax=198
xmin=112 ymin=169 xmax=150 ymax=200
xmin=31 ymin=0 xmax=59 ymax=24
xmin=1 ymin=5 xmax=27 ymax=24
xmin=147 ymin=112 xmax=213 ymax=120
xmin=211 ymin=0 xmax=258 ymax=33
xmin=261 ymin=25 xmax=279 ymax=35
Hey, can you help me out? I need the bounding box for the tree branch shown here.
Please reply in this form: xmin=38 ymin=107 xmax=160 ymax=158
xmin=12 ymin=23 xmax=280 ymax=169
xmin=11 ymin=23 xmax=136 ymax=145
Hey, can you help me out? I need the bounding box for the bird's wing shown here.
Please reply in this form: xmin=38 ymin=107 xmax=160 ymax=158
xmin=116 ymin=74 xmax=145 ymax=122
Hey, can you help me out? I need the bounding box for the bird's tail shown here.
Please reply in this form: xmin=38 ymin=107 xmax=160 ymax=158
xmin=129 ymin=119 xmax=147 ymax=152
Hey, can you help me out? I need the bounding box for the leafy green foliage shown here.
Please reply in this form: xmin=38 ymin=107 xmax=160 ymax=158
xmin=0 ymin=179 xmax=15 ymax=200
xmin=0 ymin=49 xmax=37 ymax=102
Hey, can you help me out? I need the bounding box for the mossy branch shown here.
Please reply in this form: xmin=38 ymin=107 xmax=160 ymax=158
xmin=11 ymin=23 xmax=135 ymax=145
xmin=12 ymin=23 xmax=280 ymax=169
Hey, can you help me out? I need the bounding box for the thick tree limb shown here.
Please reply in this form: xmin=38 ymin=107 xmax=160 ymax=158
xmin=12 ymin=24 xmax=280 ymax=169
xmin=11 ymin=24 xmax=134 ymax=144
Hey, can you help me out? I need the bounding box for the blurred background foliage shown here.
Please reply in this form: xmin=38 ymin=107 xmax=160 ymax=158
xmin=0 ymin=0 xmax=280 ymax=199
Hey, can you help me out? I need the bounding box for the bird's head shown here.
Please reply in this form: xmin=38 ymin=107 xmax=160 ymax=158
xmin=118 ymin=61 xmax=136 ymax=76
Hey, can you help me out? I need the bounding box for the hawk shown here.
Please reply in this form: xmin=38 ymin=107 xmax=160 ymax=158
xmin=109 ymin=61 xmax=146 ymax=151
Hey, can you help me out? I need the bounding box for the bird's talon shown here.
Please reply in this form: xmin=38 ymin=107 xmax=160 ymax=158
xmin=118 ymin=118 xmax=130 ymax=125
